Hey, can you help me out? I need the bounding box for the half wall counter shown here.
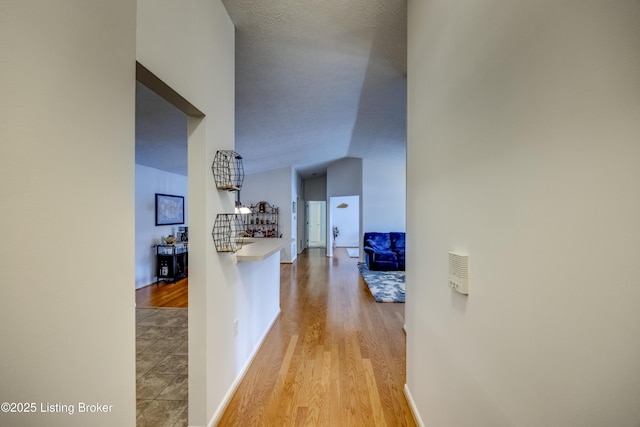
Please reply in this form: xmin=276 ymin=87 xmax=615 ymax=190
xmin=235 ymin=238 xmax=292 ymax=262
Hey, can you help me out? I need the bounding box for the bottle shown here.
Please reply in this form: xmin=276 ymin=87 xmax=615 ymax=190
xmin=161 ymin=261 xmax=168 ymax=276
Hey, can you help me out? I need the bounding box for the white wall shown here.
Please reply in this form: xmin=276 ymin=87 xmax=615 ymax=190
xmin=292 ymin=170 xmax=303 ymax=256
xmin=406 ymin=1 xmax=640 ymax=426
xmin=0 ymin=1 xmax=136 ymax=426
xmin=242 ymin=167 xmax=296 ymax=262
xmin=306 ymin=156 xmax=406 ymax=254
xmin=234 ymin=254 xmax=281 ymax=370
xmin=137 ymin=2 xmax=275 ymax=426
xmin=330 ymin=196 xmax=360 ymax=247
xmin=304 ymin=176 xmax=327 ymax=201
xmin=296 ymin=195 xmax=306 ymax=254
xmin=326 ymin=158 xmax=363 ymax=257
xmin=363 ymin=157 xmax=406 ymax=233
xmin=135 ymin=164 xmax=188 ymax=288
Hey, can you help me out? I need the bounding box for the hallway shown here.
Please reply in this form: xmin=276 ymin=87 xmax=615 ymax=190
xmin=218 ymin=248 xmax=415 ymax=426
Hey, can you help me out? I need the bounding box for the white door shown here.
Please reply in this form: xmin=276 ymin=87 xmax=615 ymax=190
xmin=307 ymin=201 xmax=326 ymax=248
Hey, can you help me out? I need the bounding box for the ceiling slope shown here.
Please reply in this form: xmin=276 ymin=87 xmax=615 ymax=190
xmin=224 ymin=0 xmax=407 ymax=178
xmin=135 ymin=0 xmax=407 ymax=178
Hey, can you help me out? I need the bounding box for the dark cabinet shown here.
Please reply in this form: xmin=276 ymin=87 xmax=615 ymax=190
xmin=156 ymin=244 xmax=188 ymax=282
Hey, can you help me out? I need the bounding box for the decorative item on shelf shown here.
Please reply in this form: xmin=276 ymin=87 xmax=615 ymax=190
xmin=177 ymin=226 xmax=188 ymax=242
xmin=212 ymin=150 xmax=244 ymax=191
xmin=212 ymin=214 xmax=244 ymax=253
xmin=164 ymin=235 xmax=177 ymax=244
xmin=160 ymin=261 xmax=169 ymax=277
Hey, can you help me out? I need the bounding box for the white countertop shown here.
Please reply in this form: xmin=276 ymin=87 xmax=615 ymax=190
xmin=235 ymin=238 xmax=292 ymax=262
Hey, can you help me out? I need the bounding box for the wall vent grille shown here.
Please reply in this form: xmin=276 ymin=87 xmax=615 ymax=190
xmin=448 ymin=252 xmax=469 ymax=295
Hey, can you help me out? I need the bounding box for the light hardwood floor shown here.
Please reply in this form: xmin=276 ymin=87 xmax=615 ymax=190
xmin=136 ymin=277 xmax=188 ymax=308
xmin=218 ymin=248 xmax=415 ymax=426
xmin=135 ymin=248 xmax=415 ymax=426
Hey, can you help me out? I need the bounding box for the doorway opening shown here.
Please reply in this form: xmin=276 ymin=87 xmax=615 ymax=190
xmin=307 ymin=201 xmax=326 ymax=248
xmin=134 ymin=62 xmax=204 ymax=426
xmin=328 ymin=195 xmax=360 ymax=258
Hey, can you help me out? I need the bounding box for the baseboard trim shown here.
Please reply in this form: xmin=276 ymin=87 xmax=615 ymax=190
xmin=404 ymin=383 xmax=426 ymax=427
xmin=207 ymin=309 xmax=281 ymax=427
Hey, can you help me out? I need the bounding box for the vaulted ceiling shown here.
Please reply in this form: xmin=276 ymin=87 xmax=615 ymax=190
xmin=135 ymin=0 xmax=407 ymax=178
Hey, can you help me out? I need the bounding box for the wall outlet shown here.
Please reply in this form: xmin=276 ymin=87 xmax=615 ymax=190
xmin=233 ymin=319 xmax=239 ymax=337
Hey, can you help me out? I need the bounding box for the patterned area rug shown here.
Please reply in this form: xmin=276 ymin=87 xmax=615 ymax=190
xmin=357 ymin=264 xmax=405 ymax=303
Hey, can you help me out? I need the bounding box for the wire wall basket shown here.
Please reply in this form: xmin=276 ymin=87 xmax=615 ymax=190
xmin=212 ymin=214 xmax=244 ymax=253
xmin=212 ymin=150 xmax=244 ymax=191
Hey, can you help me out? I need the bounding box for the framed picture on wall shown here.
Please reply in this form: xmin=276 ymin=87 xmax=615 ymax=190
xmin=155 ymin=193 xmax=185 ymax=226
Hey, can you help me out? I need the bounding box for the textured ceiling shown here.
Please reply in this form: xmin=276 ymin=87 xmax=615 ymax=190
xmin=136 ymin=0 xmax=407 ymax=178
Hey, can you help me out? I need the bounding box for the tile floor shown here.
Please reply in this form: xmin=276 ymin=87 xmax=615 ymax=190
xmin=136 ymin=307 xmax=188 ymax=427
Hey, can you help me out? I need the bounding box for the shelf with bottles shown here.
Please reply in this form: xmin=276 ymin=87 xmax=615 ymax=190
xmin=242 ymin=201 xmax=279 ymax=238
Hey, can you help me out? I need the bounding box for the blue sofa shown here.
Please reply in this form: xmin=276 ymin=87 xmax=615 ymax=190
xmin=363 ymin=232 xmax=405 ymax=271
